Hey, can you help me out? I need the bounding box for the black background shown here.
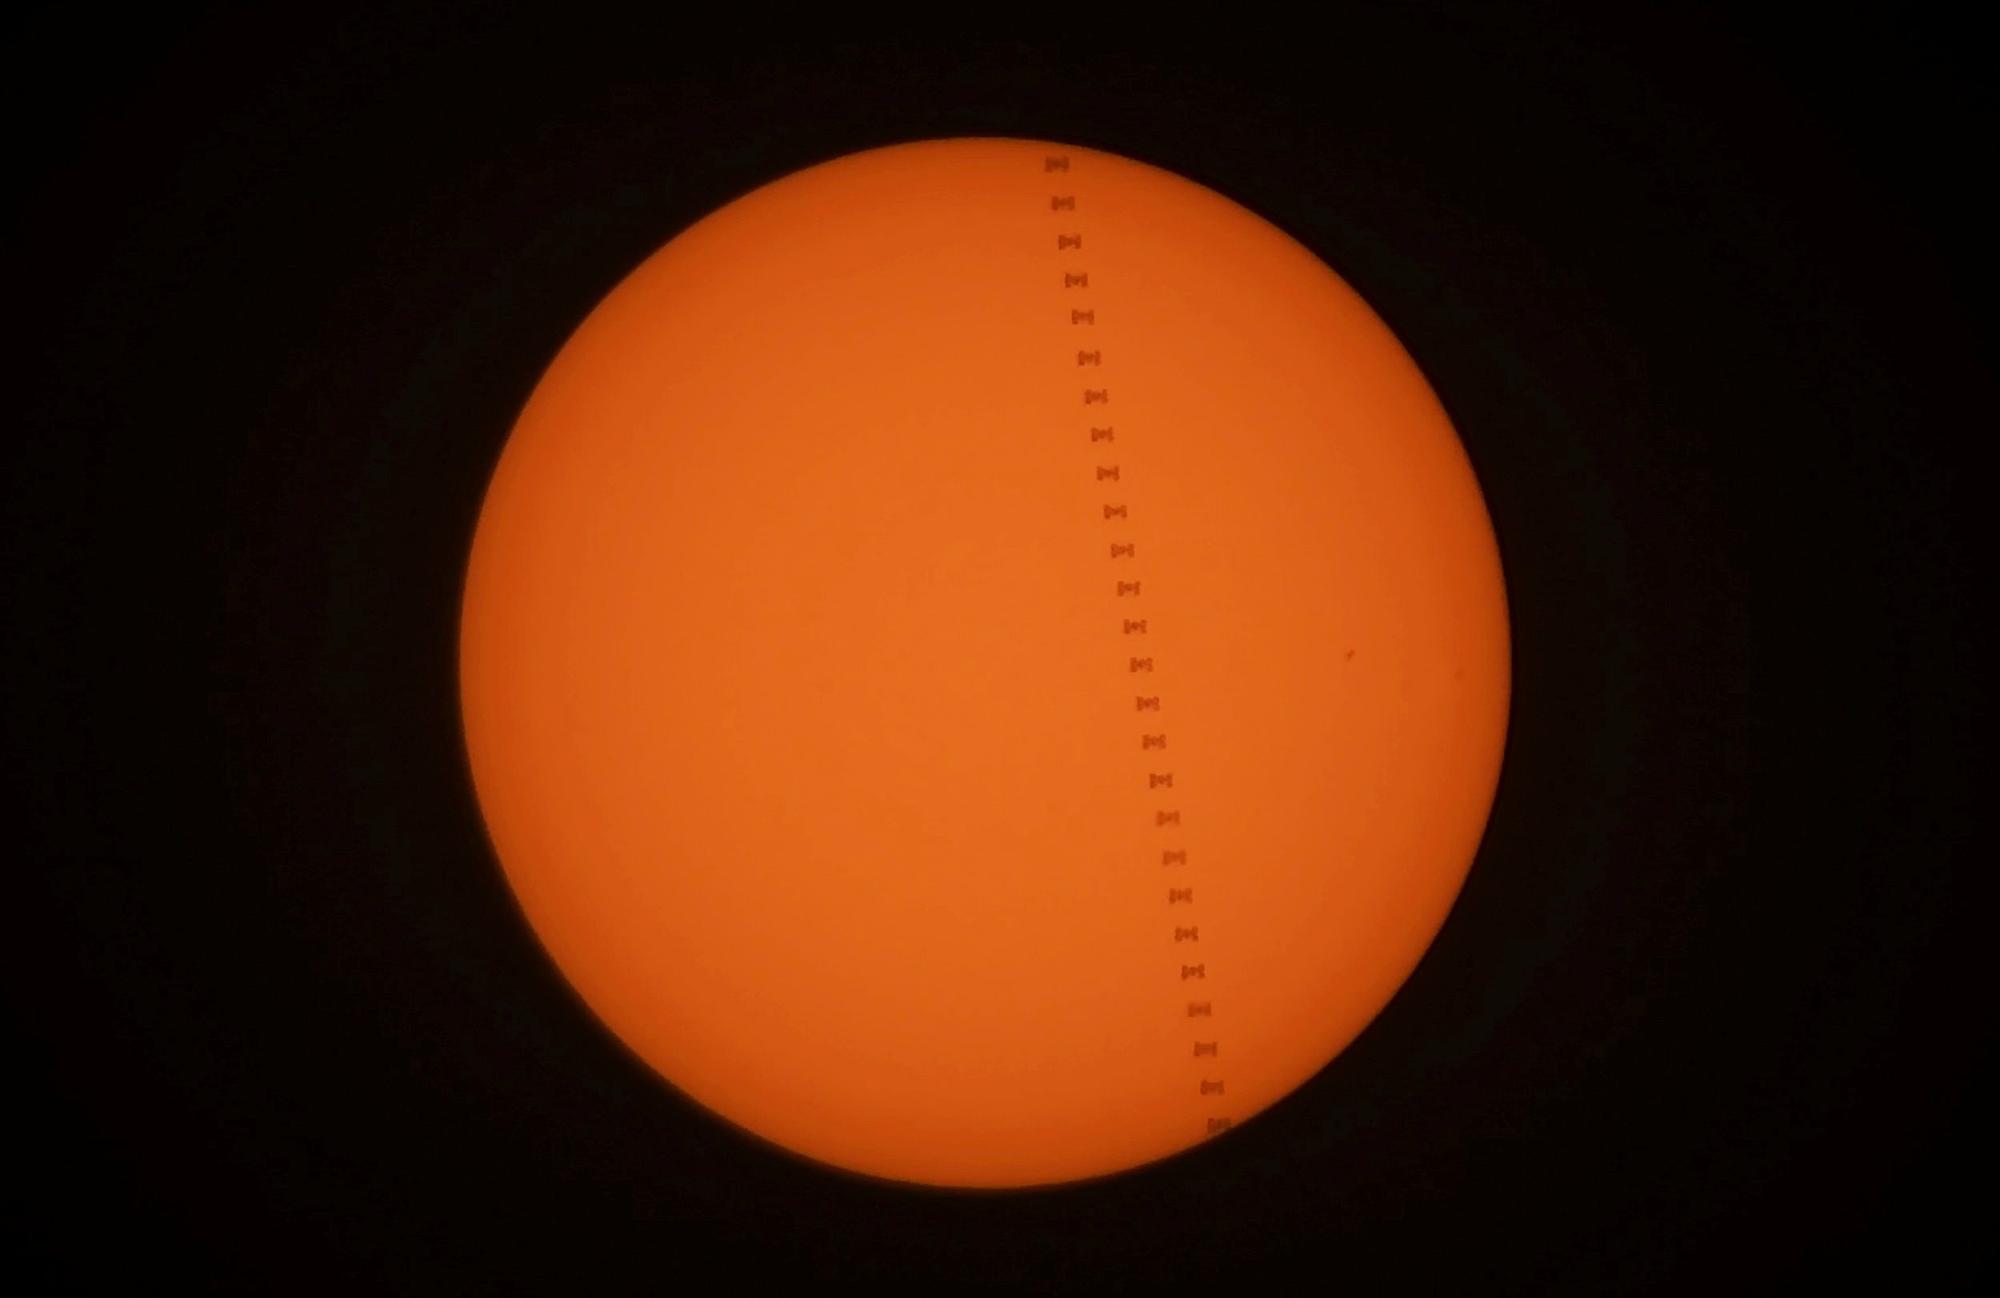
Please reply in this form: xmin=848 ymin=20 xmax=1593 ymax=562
xmin=6 ymin=6 xmax=1988 ymax=1293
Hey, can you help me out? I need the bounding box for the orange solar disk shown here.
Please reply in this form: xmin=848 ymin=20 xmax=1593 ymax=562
xmin=458 ymin=137 xmax=1510 ymax=1188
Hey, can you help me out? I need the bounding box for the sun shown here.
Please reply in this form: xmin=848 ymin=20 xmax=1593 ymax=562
xmin=458 ymin=137 xmax=1510 ymax=1188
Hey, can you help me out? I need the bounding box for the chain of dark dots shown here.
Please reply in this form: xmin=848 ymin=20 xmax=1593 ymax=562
xmin=1045 ymin=152 xmax=1228 ymax=1139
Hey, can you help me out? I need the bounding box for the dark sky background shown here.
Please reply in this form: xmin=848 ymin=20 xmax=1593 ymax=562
xmin=6 ymin=7 xmax=1987 ymax=1294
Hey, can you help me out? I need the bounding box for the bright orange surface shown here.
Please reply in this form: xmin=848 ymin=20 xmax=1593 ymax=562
xmin=458 ymin=138 xmax=1509 ymax=1188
